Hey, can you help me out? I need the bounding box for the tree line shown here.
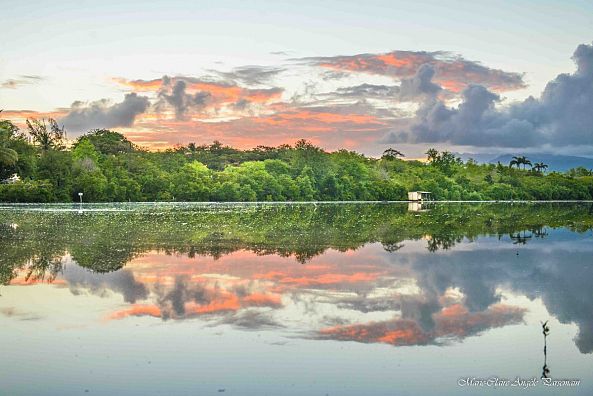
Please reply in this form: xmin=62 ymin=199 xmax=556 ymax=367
xmin=1 ymin=116 xmax=593 ymax=202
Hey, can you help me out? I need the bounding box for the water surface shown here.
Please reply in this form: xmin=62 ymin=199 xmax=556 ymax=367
xmin=1 ymin=202 xmax=592 ymax=395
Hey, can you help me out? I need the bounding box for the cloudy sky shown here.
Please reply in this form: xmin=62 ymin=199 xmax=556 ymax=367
xmin=1 ymin=0 xmax=592 ymax=157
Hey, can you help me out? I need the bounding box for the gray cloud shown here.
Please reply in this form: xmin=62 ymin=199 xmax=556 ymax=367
xmin=383 ymin=42 xmax=593 ymax=148
xmin=232 ymin=99 xmax=251 ymax=110
xmin=218 ymin=310 xmax=281 ymax=330
xmin=333 ymin=83 xmax=400 ymax=98
xmin=64 ymin=266 xmax=148 ymax=303
xmin=156 ymin=276 xmax=213 ymax=320
xmin=321 ymin=70 xmax=351 ymax=81
xmin=398 ymin=63 xmax=441 ymax=100
xmin=60 ymin=93 xmax=149 ymax=134
xmin=214 ymin=65 xmax=285 ymax=85
xmin=158 ymin=79 xmax=211 ymax=119
xmin=1 ymin=75 xmax=44 ymax=89
xmin=152 ymin=75 xmax=282 ymax=117
xmin=332 ymin=64 xmax=440 ymax=102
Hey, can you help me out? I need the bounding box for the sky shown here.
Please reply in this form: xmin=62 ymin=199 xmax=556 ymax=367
xmin=1 ymin=0 xmax=593 ymax=157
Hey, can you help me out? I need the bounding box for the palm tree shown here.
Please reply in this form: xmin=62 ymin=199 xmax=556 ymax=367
xmin=533 ymin=162 xmax=548 ymax=173
xmin=509 ymin=155 xmax=532 ymax=170
xmin=382 ymin=148 xmax=405 ymax=160
xmin=509 ymin=156 xmax=521 ymax=169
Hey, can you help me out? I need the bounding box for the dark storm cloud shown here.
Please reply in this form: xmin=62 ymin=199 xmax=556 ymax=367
xmin=398 ymin=63 xmax=441 ymax=100
xmin=64 ymin=266 xmax=148 ymax=304
xmin=158 ymin=79 xmax=211 ymax=119
xmin=397 ymin=236 xmax=593 ymax=353
xmin=156 ymin=276 xmax=213 ymax=319
xmin=60 ymin=92 xmax=149 ymax=133
xmin=213 ymin=65 xmax=285 ymax=85
xmin=382 ymin=42 xmax=593 ymax=148
xmin=232 ymin=98 xmax=251 ymax=110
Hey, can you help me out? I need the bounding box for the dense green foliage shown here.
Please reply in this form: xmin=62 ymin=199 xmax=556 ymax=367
xmin=1 ymin=117 xmax=593 ymax=202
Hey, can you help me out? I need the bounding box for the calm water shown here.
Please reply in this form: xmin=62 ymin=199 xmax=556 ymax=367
xmin=1 ymin=202 xmax=592 ymax=395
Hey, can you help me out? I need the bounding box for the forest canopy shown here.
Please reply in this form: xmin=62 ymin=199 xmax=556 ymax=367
xmin=1 ymin=117 xmax=593 ymax=202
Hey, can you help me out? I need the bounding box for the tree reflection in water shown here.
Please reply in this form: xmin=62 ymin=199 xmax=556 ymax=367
xmin=1 ymin=202 xmax=593 ymax=352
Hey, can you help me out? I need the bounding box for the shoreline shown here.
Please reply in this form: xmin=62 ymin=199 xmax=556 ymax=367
xmin=1 ymin=200 xmax=593 ymax=207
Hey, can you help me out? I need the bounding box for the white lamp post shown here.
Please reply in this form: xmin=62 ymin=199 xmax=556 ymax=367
xmin=78 ymin=192 xmax=83 ymax=204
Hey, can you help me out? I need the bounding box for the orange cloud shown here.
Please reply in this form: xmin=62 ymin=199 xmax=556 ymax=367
xmin=186 ymin=294 xmax=241 ymax=315
xmin=113 ymin=77 xmax=283 ymax=105
xmin=1 ymin=109 xmax=68 ymax=125
xmin=376 ymin=53 xmax=425 ymax=69
xmin=257 ymin=110 xmax=381 ymax=126
xmin=435 ymin=303 xmax=526 ymax=337
xmin=317 ymin=303 xmax=526 ymax=346
xmin=278 ymin=272 xmax=381 ymax=286
xmin=106 ymin=292 xmax=281 ymax=321
xmin=187 ymin=81 xmax=282 ymax=104
xmin=112 ymin=77 xmax=163 ymax=91
xmin=307 ymin=51 xmax=525 ymax=93
xmin=124 ymin=106 xmax=386 ymax=151
xmin=320 ymin=320 xmax=428 ymax=346
xmin=108 ymin=304 xmax=161 ymax=320
xmin=242 ymin=293 xmax=282 ymax=307
xmin=435 ymin=62 xmax=526 ymax=93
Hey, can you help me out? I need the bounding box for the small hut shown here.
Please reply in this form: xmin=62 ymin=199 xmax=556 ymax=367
xmin=407 ymin=191 xmax=431 ymax=201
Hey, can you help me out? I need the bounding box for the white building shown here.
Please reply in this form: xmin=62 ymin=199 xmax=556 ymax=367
xmin=407 ymin=191 xmax=431 ymax=201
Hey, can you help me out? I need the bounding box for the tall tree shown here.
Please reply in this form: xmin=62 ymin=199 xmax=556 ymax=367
xmin=510 ymin=155 xmax=531 ymax=170
xmin=26 ymin=118 xmax=66 ymax=151
xmin=533 ymin=162 xmax=548 ymax=173
xmin=509 ymin=156 xmax=521 ymax=169
xmin=426 ymin=148 xmax=439 ymax=163
xmin=382 ymin=148 xmax=405 ymax=160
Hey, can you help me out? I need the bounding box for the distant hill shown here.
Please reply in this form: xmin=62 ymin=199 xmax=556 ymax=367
xmin=457 ymin=153 xmax=593 ymax=172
